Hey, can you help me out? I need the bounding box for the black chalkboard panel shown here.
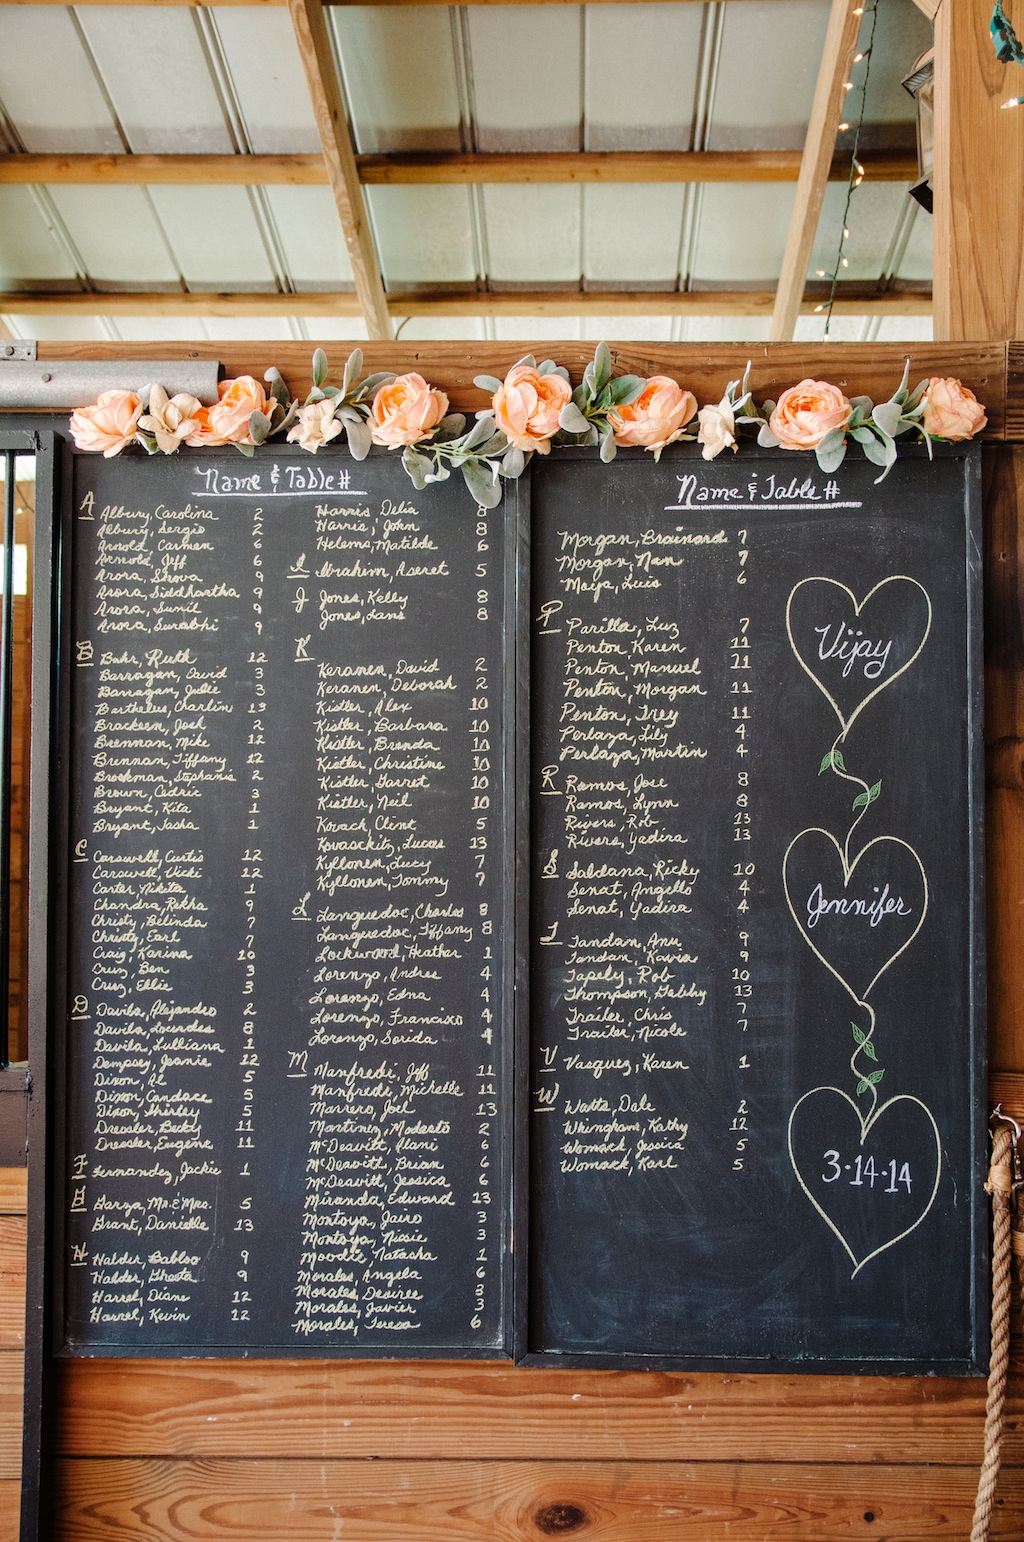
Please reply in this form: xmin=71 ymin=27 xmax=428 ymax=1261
xmin=49 ymin=435 xmax=986 ymax=1373
xmin=56 ymin=447 xmax=520 ymax=1356
xmin=525 ymin=444 xmax=986 ymax=1374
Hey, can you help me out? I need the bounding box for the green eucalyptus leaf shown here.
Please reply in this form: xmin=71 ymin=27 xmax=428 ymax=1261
xmin=850 ymin=424 xmax=874 ymax=444
xmin=501 ymin=444 xmax=526 ymax=479
xmin=306 ymin=386 xmax=325 ymax=404
xmin=473 ymin=374 xmax=504 ymax=394
xmin=355 ymin=372 xmax=395 ymax=400
xmin=248 ymin=409 xmax=272 ymax=445
xmin=463 ymin=457 xmax=502 ymax=509
xmin=814 ymin=430 xmax=847 ymax=474
xmin=234 ymin=441 xmax=255 ymax=459
xmin=345 ymin=417 xmax=372 ymax=461
xmin=341 ymin=348 xmax=363 ymax=396
xmin=607 ymin=374 xmax=646 ymax=406
xmin=599 ymin=427 xmax=617 ymax=464
xmin=872 ymin=399 xmax=902 ymax=438
xmin=594 ymin=340 xmax=612 ymax=391
xmin=559 ymin=402 xmax=591 ymax=435
xmin=462 ymin=414 xmax=497 ymax=452
xmin=849 ymin=395 xmax=874 ymax=414
xmin=312 ymin=348 xmax=328 ymax=389
xmin=758 ymin=422 xmax=780 ymax=448
xmin=476 ymin=433 xmax=509 ymax=458
xmin=435 ymin=413 xmax=467 ymax=442
xmin=402 ymin=447 xmax=433 ymax=489
xmin=906 ymin=378 xmax=929 ymax=410
xmin=861 ymin=433 xmax=890 ymax=467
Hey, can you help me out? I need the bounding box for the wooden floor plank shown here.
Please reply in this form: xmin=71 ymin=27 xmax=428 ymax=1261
xmin=53 ymin=1358 xmax=1016 ymax=1465
xmin=50 ymin=1457 xmax=1024 ymax=1541
xmin=0 ymin=1219 xmax=25 ymax=1348
xmin=0 ymin=1172 xmax=26 ymax=1217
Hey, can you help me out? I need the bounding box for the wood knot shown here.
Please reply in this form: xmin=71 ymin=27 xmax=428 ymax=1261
xmin=534 ymin=1501 xmax=590 ymax=1534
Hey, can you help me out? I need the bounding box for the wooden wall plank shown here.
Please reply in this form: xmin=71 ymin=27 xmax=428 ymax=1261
xmin=0 ymin=1220 xmax=25 ymax=1349
xmin=934 ymin=0 xmax=1024 ymax=340
xmin=0 ymin=1173 xmax=26 ymax=1217
xmin=52 ymin=1358 xmax=1016 ymax=1465
xmin=0 ymin=1356 xmax=24 ymax=1481
xmin=0 ymin=1481 xmax=21 ymax=1542
xmin=27 ymin=343 xmax=1009 ymax=438
xmin=49 ymin=1457 xmax=1024 ymax=1541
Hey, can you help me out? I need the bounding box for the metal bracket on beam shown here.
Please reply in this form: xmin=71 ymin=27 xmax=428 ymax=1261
xmin=0 ymin=342 xmax=36 ymax=364
xmin=0 ymin=358 xmax=220 ymax=410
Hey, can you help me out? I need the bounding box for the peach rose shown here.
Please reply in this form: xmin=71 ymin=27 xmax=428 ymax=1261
xmin=609 ymin=376 xmax=697 ymax=452
xmin=69 ymin=390 xmax=143 ymax=457
xmin=369 ymin=373 xmax=449 ymax=448
xmin=769 ymin=379 xmax=852 ymax=451
xmin=138 ymin=385 xmax=203 ymax=454
xmin=920 ymin=377 xmax=987 ymax=441
xmin=697 ymin=398 xmax=737 ymax=461
xmin=187 ymin=376 xmax=268 ymax=447
xmin=491 ymin=364 xmax=571 ymax=455
xmin=287 ymin=399 xmax=344 ymax=454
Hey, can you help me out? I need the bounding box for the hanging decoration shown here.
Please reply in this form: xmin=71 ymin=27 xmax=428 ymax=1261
xmin=992 ymin=0 xmax=1024 ymax=105
xmin=68 ymin=344 xmax=987 ymax=508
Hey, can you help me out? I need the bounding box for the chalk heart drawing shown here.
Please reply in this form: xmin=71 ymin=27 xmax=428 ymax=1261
xmin=783 ymin=829 xmax=928 ymax=1003
xmin=788 ymin=1087 xmax=941 ymax=1275
xmin=786 ymin=576 xmax=932 ymax=736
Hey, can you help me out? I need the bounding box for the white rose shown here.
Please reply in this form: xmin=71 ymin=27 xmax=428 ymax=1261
xmin=287 ymin=399 xmax=344 ymax=453
xmin=697 ymin=398 xmax=737 ymax=461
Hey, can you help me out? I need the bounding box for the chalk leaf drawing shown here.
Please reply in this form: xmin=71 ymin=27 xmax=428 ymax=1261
xmin=788 ymin=1087 xmax=942 ymax=1276
xmin=783 ymin=828 xmax=928 ymax=1003
xmin=786 ymin=576 xmax=932 ymax=737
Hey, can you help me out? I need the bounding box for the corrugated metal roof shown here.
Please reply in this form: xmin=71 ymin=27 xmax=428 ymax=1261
xmin=0 ymin=0 xmax=934 ymax=344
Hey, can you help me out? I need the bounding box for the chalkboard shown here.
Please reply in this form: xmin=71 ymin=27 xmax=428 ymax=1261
xmin=49 ymin=437 xmax=986 ymax=1372
xmin=56 ymin=447 xmax=521 ymax=1356
xmin=525 ymin=445 xmax=986 ymax=1373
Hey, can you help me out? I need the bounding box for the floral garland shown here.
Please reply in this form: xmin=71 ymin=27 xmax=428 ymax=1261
xmin=68 ymin=344 xmax=987 ymax=508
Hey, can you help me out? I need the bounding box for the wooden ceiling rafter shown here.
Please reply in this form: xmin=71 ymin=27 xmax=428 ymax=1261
xmin=285 ymin=0 xmax=392 ymax=341
xmin=0 ymin=287 xmax=932 ymax=319
xmin=0 ymin=150 xmax=920 ymax=187
xmin=769 ymin=0 xmax=865 ymax=341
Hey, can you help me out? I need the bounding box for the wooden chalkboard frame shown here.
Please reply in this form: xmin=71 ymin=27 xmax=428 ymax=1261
xmin=518 ymin=440 xmax=988 ymax=1377
xmin=46 ymin=438 xmax=527 ymax=1362
xmin=19 ymin=426 xmax=987 ymax=1384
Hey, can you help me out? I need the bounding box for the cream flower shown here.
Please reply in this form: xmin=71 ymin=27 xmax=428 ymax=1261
xmin=697 ymin=398 xmax=738 ymax=461
xmin=287 ymin=399 xmax=345 ymax=453
xmin=138 ymin=385 xmax=203 ymax=454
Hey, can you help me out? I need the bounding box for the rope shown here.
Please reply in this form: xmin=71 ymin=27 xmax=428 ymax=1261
xmin=970 ymin=1114 xmax=1020 ymax=1542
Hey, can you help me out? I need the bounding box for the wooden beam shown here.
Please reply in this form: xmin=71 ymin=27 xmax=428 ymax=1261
xmin=285 ymin=0 xmax=392 ymax=341
xmin=769 ymin=0 xmax=864 ymax=341
xmin=934 ymin=0 xmax=1024 ymax=339
xmin=0 ymin=288 xmax=932 ymax=319
xmin=0 ymin=0 xmax=834 ymax=6
xmin=0 ymin=150 xmax=919 ymax=188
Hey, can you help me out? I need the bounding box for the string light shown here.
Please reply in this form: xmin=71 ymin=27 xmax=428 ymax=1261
xmin=822 ymin=0 xmax=880 ymax=337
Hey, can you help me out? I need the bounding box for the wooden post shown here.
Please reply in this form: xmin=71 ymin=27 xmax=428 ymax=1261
xmin=934 ymin=0 xmax=1024 ymax=1072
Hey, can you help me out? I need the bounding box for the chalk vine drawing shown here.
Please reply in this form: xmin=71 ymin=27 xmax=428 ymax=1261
xmin=782 ymin=575 xmax=940 ymax=1275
